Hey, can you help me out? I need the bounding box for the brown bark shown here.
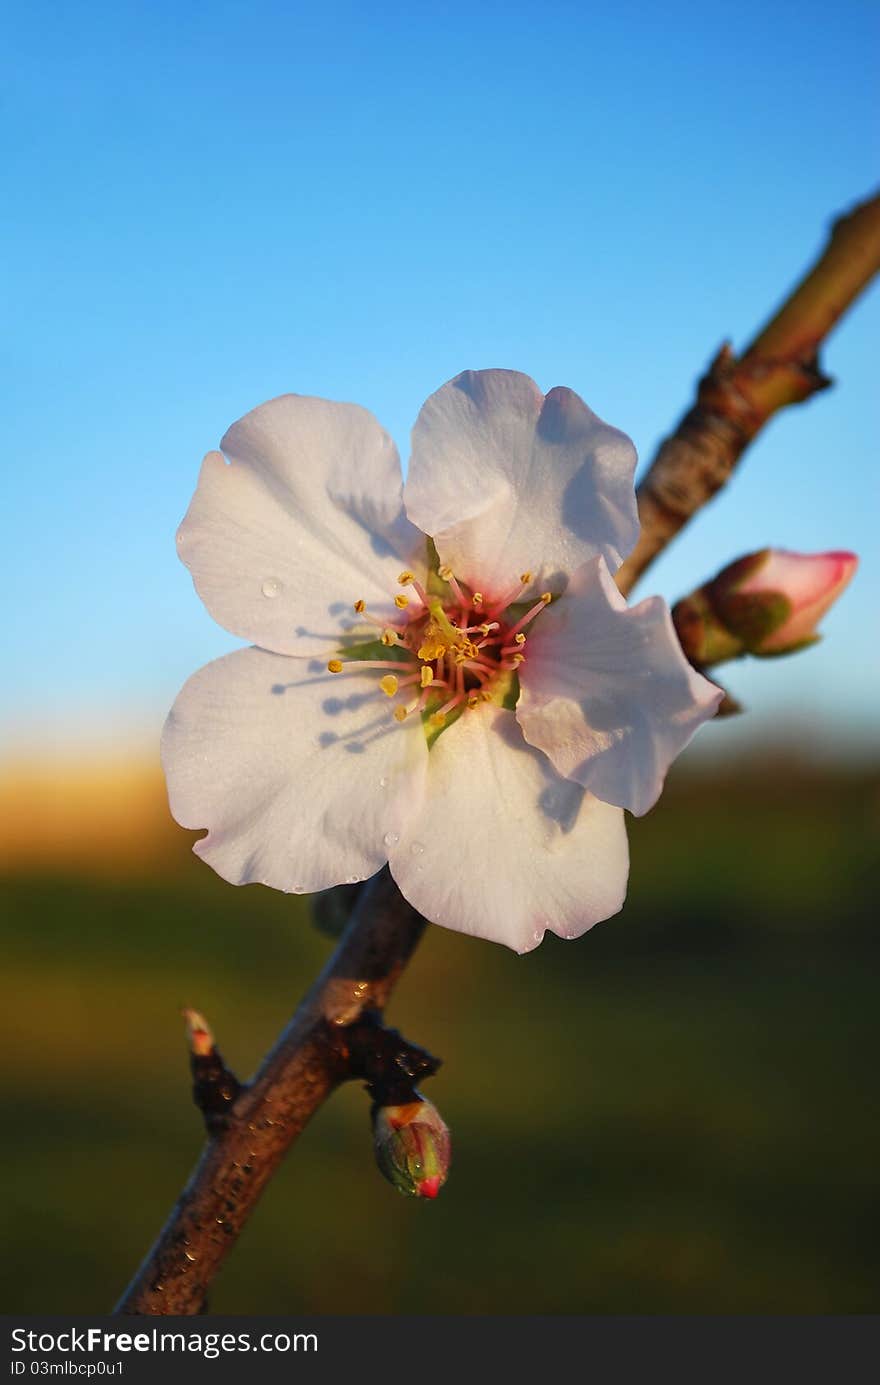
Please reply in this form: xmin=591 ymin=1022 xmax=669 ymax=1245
xmin=114 ymin=869 xmax=425 ymax=1315
xmin=616 ymin=191 xmax=880 ymax=597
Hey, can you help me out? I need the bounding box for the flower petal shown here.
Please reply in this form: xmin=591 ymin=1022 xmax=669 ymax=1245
xmin=387 ymin=705 xmax=628 ymax=952
xmin=404 ymin=370 xmax=638 ymax=599
xmin=178 ymin=395 xmax=426 ymax=657
xmin=517 ymin=557 xmax=723 ymax=817
xmin=161 ymin=646 xmax=428 ymax=892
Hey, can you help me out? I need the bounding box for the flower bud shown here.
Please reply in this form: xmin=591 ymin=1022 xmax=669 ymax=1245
xmin=372 ymin=1097 xmax=451 ymax=1199
xmin=673 ymin=548 xmax=857 ymax=665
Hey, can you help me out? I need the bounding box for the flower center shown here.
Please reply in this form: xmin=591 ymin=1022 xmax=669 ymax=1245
xmin=327 ymin=563 xmax=552 ymax=738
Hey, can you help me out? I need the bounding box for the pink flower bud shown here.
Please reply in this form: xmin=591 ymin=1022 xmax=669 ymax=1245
xmin=731 ymin=549 xmax=858 ymax=654
xmin=672 ymin=548 xmax=857 ymax=666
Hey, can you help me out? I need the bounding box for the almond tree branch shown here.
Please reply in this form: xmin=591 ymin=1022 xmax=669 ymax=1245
xmin=114 ymin=869 xmax=425 ymax=1315
xmin=115 ymin=190 xmax=878 ymax=1318
xmin=615 ymin=190 xmax=880 ymax=596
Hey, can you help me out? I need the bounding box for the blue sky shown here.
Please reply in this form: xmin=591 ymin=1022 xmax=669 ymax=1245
xmin=3 ymin=0 xmax=878 ymax=762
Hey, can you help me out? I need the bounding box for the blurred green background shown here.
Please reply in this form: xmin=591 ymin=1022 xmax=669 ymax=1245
xmin=2 ymin=753 xmax=877 ymax=1313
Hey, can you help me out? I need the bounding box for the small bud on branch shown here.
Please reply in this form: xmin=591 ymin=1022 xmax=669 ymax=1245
xmin=182 ymin=1007 xmax=242 ymax=1135
xmin=373 ymin=1098 xmax=451 ymax=1199
xmin=673 ymin=548 xmax=857 ymax=667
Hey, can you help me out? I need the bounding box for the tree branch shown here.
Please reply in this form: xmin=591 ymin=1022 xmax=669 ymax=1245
xmin=115 ymin=190 xmax=879 ymax=1316
xmin=615 ymin=190 xmax=880 ymax=596
xmin=114 ymin=868 xmax=425 ymax=1315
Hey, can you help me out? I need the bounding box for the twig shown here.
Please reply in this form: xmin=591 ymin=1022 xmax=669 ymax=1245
xmin=115 ymin=191 xmax=878 ymax=1316
xmin=114 ymin=868 xmax=426 ymax=1315
xmin=182 ymin=1008 xmax=242 ymax=1135
xmin=616 ymin=191 xmax=880 ymax=596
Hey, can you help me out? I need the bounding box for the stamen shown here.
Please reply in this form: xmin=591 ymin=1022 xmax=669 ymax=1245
xmin=487 ymin=571 xmax=533 ymax=614
xmin=505 ymin=593 xmax=553 ymax=639
xmin=420 ymin=665 xmax=434 ymax=689
xmin=353 ymin=604 xmax=403 ymax=635
xmin=472 ymin=592 xmax=484 ymax=608
xmin=379 ymin=675 xmax=399 ymax=697
xmin=327 ymin=658 xmax=411 ymax=674
xmin=500 ymin=633 xmax=527 ymax=655
xmin=438 ymin=565 xmax=468 ymax=606
xmin=393 ymin=690 xmax=426 ymax=723
xmin=394 ymin=594 xmax=409 ymax=610
xmin=381 ymin=628 xmax=400 ymax=646
xmin=397 ymin=571 xmax=415 ymax=585
xmin=435 ymin=692 xmax=464 ymax=720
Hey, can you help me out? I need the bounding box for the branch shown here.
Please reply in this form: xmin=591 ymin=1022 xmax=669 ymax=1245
xmin=116 ymin=191 xmax=877 ymax=1317
xmin=615 ymin=191 xmax=880 ymax=596
xmin=114 ymin=868 xmax=426 ymax=1315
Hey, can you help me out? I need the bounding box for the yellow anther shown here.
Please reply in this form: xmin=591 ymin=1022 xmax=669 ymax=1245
xmin=429 ymin=712 xmax=446 ymax=728
xmin=514 ymin=632 xmax=526 ymax=645
xmin=393 ymin=706 xmax=408 ymax=722
xmin=540 ymin=592 xmax=552 ymax=604
xmin=353 ymin=599 xmax=366 ymax=613
xmin=438 ymin=564 xmax=453 ymax=581
xmin=397 ymin=570 xmax=415 ymax=586
xmin=467 ymin=694 xmax=480 ymax=708
xmin=472 ymin=592 xmax=483 ymax=607
xmin=453 ymin=639 xmax=479 ymax=664
xmin=511 ymin=653 xmax=524 ymax=665
xmin=420 ymin=665 xmax=433 ymax=688
xmin=381 ymin=628 xmax=398 ymax=646
xmin=327 ymin=659 xmax=344 ymax=674
xmin=394 ymin=594 xmax=409 ymax=609
xmin=519 ymin=571 xmax=532 ymax=584
xmin=479 ymin=623 xmax=492 ymax=636
xmin=379 ymin=675 xmax=399 ymax=697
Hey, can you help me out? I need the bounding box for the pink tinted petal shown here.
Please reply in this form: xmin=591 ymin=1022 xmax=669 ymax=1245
xmin=740 ymin=549 xmax=858 ymax=651
xmin=178 ymin=395 xmax=426 ymax=658
xmin=517 ymin=557 xmax=722 ymax=816
xmin=387 ymin=705 xmax=628 ymax=953
xmin=161 ymin=646 xmax=428 ymax=893
xmin=404 ymin=370 xmax=638 ymax=600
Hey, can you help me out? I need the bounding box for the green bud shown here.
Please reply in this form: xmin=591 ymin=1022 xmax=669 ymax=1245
xmin=372 ymin=1097 xmax=451 ymax=1199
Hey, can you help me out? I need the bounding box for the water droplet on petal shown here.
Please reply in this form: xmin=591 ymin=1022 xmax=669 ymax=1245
xmin=378 ymin=777 xmax=388 ymax=789
xmin=383 ymin=832 xmax=400 ymax=847
xmin=410 ymin=841 xmax=425 ymax=856
xmin=533 ymin=928 xmax=544 ymax=943
xmin=261 ymin=577 xmax=283 ymax=598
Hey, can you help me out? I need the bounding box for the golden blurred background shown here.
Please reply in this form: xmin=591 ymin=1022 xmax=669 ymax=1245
xmin=2 ymin=750 xmax=877 ymax=1313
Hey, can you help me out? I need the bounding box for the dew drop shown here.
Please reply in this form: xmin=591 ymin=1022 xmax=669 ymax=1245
xmin=410 ymin=841 xmax=425 ymax=856
xmin=261 ymin=577 xmax=283 ymax=599
xmin=383 ymin=832 xmax=400 ymax=847
xmin=378 ymin=776 xmax=389 ymax=789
